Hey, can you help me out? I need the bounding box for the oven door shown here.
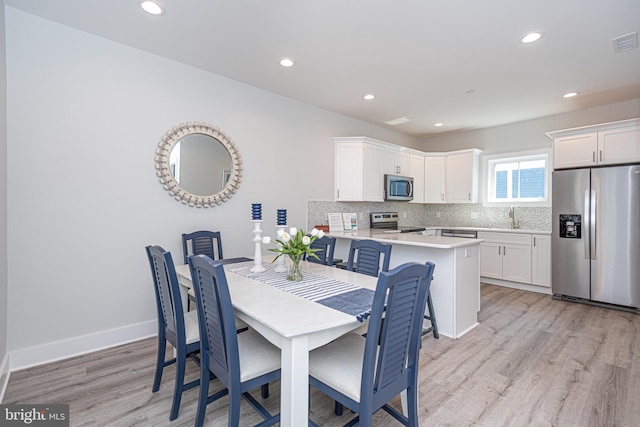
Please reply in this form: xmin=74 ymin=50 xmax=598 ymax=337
xmin=384 ymin=174 xmax=414 ymax=201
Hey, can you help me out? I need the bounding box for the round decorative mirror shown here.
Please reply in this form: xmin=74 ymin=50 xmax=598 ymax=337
xmin=155 ymin=122 xmax=242 ymax=207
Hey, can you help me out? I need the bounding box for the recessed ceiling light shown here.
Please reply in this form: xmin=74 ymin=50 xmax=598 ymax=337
xmin=563 ymin=92 xmax=579 ymax=98
xmin=521 ymin=32 xmax=543 ymax=44
xmin=363 ymin=94 xmax=375 ymax=100
xmin=279 ymin=58 xmax=295 ymax=67
xmin=140 ymin=1 xmax=164 ymax=15
xmin=434 ymin=122 xmax=444 ymax=127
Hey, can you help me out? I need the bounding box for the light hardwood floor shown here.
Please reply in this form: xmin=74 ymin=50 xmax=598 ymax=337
xmin=4 ymin=284 xmax=640 ymax=426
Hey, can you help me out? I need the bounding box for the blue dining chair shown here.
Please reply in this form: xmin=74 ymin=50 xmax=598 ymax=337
xmin=309 ymin=262 xmax=436 ymax=427
xmin=182 ymin=230 xmax=224 ymax=263
xmin=182 ymin=230 xmax=224 ymax=310
xmin=304 ymin=235 xmax=339 ymax=266
xmin=145 ymin=245 xmax=201 ymax=421
xmin=346 ymin=239 xmax=392 ymax=277
xmin=187 ymin=254 xmax=281 ymax=427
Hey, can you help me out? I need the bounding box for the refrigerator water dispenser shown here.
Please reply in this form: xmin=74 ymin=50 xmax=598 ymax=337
xmin=559 ymin=214 xmax=581 ymax=238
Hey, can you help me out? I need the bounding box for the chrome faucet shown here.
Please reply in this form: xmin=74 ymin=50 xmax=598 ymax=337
xmin=509 ymin=205 xmax=518 ymax=229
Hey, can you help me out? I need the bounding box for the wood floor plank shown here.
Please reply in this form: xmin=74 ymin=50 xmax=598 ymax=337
xmin=4 ymin=283 xmax=640 ymax=426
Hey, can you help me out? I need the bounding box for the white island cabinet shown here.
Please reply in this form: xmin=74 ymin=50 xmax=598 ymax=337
xmin=327 ymin=230 xmax=482 ymax=339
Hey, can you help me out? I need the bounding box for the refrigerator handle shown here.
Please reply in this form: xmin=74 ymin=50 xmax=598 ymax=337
xmin=584 ymin=189 xmax=590 ymax=260
xmin=590 ymin=189 xmax=596 ymax=260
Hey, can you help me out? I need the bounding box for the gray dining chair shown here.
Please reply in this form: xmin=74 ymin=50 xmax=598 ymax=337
xmin=309 ymin=262 xmax=435 ymax=426
xmin=145 ymin=245 xmax=200 ymax=422
xmin=188 ymin=254 xmax=281 ymax=427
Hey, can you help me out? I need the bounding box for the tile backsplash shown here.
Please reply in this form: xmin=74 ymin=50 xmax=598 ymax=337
xmin=308 ymin=200 xmax=551 ymax=232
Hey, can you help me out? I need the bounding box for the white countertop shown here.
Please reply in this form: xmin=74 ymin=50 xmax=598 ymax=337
xmin=327 ymin=229 xmax=482 ymax=249
xmin=419 ymin=226 xmax=551 ymax=235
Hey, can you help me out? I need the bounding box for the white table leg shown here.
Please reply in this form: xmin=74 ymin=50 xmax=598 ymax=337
xmin=280 ymin=335 xmax=309 ymax=427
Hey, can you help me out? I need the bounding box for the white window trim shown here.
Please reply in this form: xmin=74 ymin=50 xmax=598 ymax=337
xmin=482 ymin=148 xmax=552 ymax=207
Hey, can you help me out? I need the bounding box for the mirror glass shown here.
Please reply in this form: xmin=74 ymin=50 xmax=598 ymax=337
xmin=169 ymin=133 xmax=233 ymax=196
xmin=155 ymin=122 xmax=242 ymax=207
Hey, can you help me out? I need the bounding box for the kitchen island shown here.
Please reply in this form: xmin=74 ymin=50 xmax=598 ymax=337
xmin=327 ymin=229 xmax=482 ymax=339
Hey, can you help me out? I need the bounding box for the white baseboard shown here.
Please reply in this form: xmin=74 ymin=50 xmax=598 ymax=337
xmin=9 ymin=320 xmax=157 ymax=372
xmin=0 ymin=352 xmax=9 ymax=403
xmin=481 ymin=277 xmax=552 ymax=295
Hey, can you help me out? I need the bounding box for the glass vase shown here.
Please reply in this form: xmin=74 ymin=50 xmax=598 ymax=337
xmin=287 ymin=254 xmax=304 ymax=281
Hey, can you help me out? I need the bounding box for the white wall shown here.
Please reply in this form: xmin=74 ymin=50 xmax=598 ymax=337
xmin=422 ymin=99 xmax=640 ymax=154
xmin=4 ymin=7 xmax=421 ymax=369
xmin=0 ymin=1 xmax=10 ymax=398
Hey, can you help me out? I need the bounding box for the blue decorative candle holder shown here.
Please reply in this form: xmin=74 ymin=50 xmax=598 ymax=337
xmin=251 ymin=203 xmax=262 ymax=220
xmin=277 ymin=209 xmax=287 ymax=226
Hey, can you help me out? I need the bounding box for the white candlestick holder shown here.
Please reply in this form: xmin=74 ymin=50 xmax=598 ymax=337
xmin=250 ymin=219 xmax=266 ymax=273
xmin=274 ymin=224 xmax=288 ymax=273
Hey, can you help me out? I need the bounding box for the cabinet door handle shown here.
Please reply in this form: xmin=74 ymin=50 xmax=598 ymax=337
xmin=441 ymin=193 xmax=444 ymax=201
xmin=533 ymin=237 xmax=536 ymax=247
xmin=468 ymin=192 xmax=471 ymax=201
xmin=498 ymin=246 xmax=501 ymax=255
xmin=503 ymin=246 xmax=506 ymax=255
xmin=593 ymin=151 xmax=596 ymax=163
xmin=337 ymin=189 xmax=339 ymax=199
xmin=599 ymin=150 xmax=603 ymax=162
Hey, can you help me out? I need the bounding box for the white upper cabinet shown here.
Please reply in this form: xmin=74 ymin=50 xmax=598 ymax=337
xmin=445 ymin=150 xmax=481 ymax=203
xmin=334 ymin=137 xmax=482 ymax=204
xmin=334 ymin=138 xmax=384 ymax=202
xmin=548 ymin=119 xmax=640 ymax=169
xmin=384 ymin=147 xmax=410 ymax=175
xmin=409 ymin=154 xmax=425 ymax=203
xmin=424 ymin=156 xmax=446 ymax=203
xmin=598 ymin=125 xmax=640 ymax=165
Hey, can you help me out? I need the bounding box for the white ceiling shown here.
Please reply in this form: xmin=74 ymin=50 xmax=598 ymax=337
xmin=6 ymin=0 xmax=640 ymax=138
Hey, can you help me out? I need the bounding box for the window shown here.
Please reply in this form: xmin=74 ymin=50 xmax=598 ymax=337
xmin=483 ymin=150 xmax=551 ymax=206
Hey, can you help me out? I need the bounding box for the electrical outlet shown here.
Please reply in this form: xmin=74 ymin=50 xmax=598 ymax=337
xmin=471 ymin=212 xmax=479 ymax=219
xmin=436 ymin=212 xmax=441 ymax=218
xmin=402 ymin=211 xmax=407 ymax=218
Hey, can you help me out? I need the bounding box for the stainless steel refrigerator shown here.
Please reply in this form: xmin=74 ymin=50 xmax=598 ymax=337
xmin=552 ymin=164 xmax=640 ymax=311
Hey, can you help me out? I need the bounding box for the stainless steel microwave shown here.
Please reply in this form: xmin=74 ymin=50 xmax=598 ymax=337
xmin=384 ymin=174 xmax=414 ymax=201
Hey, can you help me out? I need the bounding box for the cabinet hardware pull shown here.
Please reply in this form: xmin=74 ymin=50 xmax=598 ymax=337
xmin=593 ymin=151 xmax=596 ymax=163
xmin=599 ymin=150 xmax=603 ymax=162
xmin=498 ymin=246 xmax=501 ymax=255
xmin=441 ymin=193 xmax=444 ymax=201
xmin=468 ymin=192 xmax=471 ymax=201
xmin=503 ymin=246 xmax=506 ymax=255
xmin=337 ymin=189 xmax=339 ymax=199
xmin=533 ymin=237 xmax=536 ymax=246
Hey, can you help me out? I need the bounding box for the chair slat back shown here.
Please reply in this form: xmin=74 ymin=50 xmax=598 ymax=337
xmin=146 ymin=246 xmax=184 ymax=340
xmin=347 ymin=239 xmax=392 ymax=277
xmin=305 ymin=235 xmax=337 ymax=266
xmin=361 ymin=262 xmax=435 ymax=404
xmin=188 ymin=254 xmax=239 ymax=384
xmin=182 ymin=231 xmax=224 ymax=264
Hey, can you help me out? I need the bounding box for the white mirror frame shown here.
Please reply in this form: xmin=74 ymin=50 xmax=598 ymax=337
xmin=155 ymin=121 xmax=243 ymax=207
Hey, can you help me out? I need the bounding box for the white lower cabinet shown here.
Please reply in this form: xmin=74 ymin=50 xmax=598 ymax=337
xmin=478 ymin=230 xmax=552 ymax=290
xmin=478 ymin=232 xmax=532 ymax=284
xmin=531 ymin=234 xmax=551 ymax=287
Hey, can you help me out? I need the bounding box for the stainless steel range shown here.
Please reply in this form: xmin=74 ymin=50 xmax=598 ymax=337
xmin=370 ymin=212 xmax=426 ymax=233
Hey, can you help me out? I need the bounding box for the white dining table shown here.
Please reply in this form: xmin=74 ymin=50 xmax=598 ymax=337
xmin=174 ymin=257 xmax=379 ymax=427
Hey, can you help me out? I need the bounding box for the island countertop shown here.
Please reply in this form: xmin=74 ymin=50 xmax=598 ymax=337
xmin=326 ymin=229 xmax=482 ymax=249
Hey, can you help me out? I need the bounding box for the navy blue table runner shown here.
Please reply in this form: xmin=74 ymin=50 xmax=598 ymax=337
xmin=222 ymin=260 xmax=375 ymax=322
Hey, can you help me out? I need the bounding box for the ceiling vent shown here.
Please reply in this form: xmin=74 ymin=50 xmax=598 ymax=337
xmin=612 ymin=32 xmax=638 ymax=53
xmin=385 ymin=117 xmax=411 ymax=125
